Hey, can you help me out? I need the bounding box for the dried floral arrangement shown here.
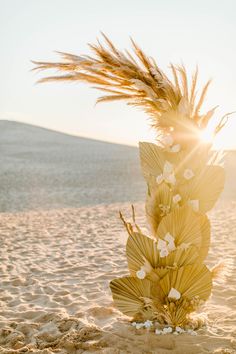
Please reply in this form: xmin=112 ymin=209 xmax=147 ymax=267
xmin=33 ymin=34 xmax=228 ymax=330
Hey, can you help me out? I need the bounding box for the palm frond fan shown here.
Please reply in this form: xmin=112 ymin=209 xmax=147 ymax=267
xmin=33 ymin=33 xmax=228 ymax=329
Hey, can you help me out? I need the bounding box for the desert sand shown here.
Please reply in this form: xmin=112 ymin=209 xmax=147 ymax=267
xmin=0 ymin=201 xmax=235 ymax=354
xmin=0 ymin=122 xmax=235 ymax=353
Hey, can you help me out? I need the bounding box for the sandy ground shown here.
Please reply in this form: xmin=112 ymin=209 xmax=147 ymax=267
xmin=0 ymin=201 xmax=235 ymax=354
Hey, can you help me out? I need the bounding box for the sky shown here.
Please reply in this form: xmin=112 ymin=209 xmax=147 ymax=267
xmin=1 ymin=0 xmax=236 ymax=148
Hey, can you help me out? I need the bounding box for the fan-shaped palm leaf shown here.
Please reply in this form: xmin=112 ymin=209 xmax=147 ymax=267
xmin=160 ymin=263 xmax=212 ymax=300
xmin=110 ymin=276 xmax=155 ymax=318
xmin=179 ymin=165 xmax=225 ymax=212
xmin=146 ymin=181 xmax=173 ymax=235
xmin=126 ymin=230 xmax=200 ymax=278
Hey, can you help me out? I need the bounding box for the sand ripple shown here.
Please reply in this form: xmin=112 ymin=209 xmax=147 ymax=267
xmin=0 ymin=201 xmax=235 ymax=353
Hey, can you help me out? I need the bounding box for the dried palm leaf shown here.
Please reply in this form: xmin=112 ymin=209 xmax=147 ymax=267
xmin=139 ymin=142 xmax=166 ymax=180
xmin=33 ymin=33 xmax=219 ymax=134
xmin=126 ymin=231 xmax=200 ymax=279
xmin=157 ymin=205 xmax=202 ymax=247
xmin=179 ymin=165 xmax=225 ymax=213
xmin=110 ymin=276 xmax=156 ymax=318
xmin=145 ymin=181 xmax=173 ymax=235
xmin=160 ymin=263 xmax=212 ymax=301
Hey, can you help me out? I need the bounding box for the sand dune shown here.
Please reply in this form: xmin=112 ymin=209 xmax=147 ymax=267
xmin=0 ymin=201 xmax=235 ymax=353
xmin=0 ymin=120 xmax=236 ymax=212
xmin=0 ymin=121 xmax=144 ymax=212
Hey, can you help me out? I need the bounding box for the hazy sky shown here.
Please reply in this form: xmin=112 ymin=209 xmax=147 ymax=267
xmin=1 ymin=0 xmax=236 ymax=148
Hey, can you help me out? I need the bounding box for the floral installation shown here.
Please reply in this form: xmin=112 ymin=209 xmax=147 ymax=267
xmin=33 ymin=34 xmax=230 ymax=331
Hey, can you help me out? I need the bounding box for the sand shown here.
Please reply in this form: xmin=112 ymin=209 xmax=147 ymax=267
xmin=0 ymin=201 xmax=235 ymax=354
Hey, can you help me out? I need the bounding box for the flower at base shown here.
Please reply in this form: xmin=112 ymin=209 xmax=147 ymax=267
xmin=136 ymin=323 xmax=144 ymax=329
xmin=163 ymin=327 xmax=173 ymax=334
xmin=183 ymin=168 xmax=195 ymax=180
xmin=168 ymin=287 xmax=181 ymax=300
xmin=188 ymin=199 xmax=199 ymax=212
xmin=144 ymin=320 xmax=153 ymax=328
xmin=155 ymin=329 xmax=162 ymax=335
xmin=173 ymin=194 xmax=181 ymax=204
xmin=175 ymin=326 xmax=185 ymax=333
xmin=136 ymin=268 xmax=146 ymax=279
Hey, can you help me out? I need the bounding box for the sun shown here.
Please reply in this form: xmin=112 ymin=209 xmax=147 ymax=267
xmin=199 ymin=127 xmax=214 ymax=143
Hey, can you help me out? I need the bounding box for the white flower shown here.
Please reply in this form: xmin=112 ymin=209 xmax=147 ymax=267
xmin=168 ymin=287 xmax=181 ymax=300
xmin=158 ymin=234 xmax=176 ymax=256
xmin=167 ymin=240 xmax=176 ymax=252
xmin=136 ymin=268 xmax=146 ymax=279
xmin=164 ymin=233 xmax=176 ymax=252
xmin=175 ymin=326 xmax=185 ymax=333
xmin=188 ymin=329 xmax=197 ymax=336
xmin=173 ymin=194 xmax=181 ymax=204
xmin=157 ymin=239 xmax=169 ymax=258
xmin=160 ymin=247 xmax=169 ymax=258
xmin=165 ymin=173 xmax=176 ymax=185
xmin=162 ymin=134 xmax=174 ymax=147
xmin=163 ymin=327 xmax=173 ymax=334
xmin=156 ymin=161 xmax=176 ymax=186
xmin=135 ymin=323 xmax=144 ymax=329
xmin=183 ymin=168 xmax=195 ymax=180
xmin=157 ymin=239 xmax=167 ymax=250
xmin=164 ymin=232 xmax=174 ymax=243
xmin=144 ymin=320 xmax=152 ymax=328
xmin=155 ymin=329 xmax=162 ymax=335
xmin=163 ymin=161 xmax=173 ymax=175
xmin=156 ymin=174 xmax=164 ymax=184
xmin=188 ymin=199 xmax=199 ymax=212
xmin=132 ymin=322 xmax=137 ymax=327
xmin=171 ymin=144 xmax=181 ymax=153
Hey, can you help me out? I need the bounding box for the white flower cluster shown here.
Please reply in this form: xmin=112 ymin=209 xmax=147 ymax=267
xmin=188 ymin=199 xmax=199 ymax=212
xmin=183 ymin=168 xmax=195 ymax=180
xmin=155 ymin=326 xmax=197 ymax=336
xmin=132 ymin=322 xmax=197 ymax=336
xmin=161 ymin=134 xmax=181 ymax=153
xmin=156 ymin=161 xmax=176 ymax=185
xmin=173 ymin=194 xmax=181 ymax=204
xmin=157 ymin=233 xmax=176 ymax=258
xmin=132 ymin=320 xmax=153 ymax=329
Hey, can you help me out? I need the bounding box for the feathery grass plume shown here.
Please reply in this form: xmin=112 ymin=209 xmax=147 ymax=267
xmin=33 ymin=34 xmax=228 ymax=329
